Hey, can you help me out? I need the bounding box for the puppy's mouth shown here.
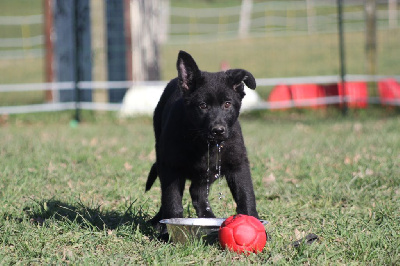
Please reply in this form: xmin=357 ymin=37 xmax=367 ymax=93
xmin=207 ymin=133 xmax=228 ymax=143
xmin=208 ymin=136 xmax=227 ymax=143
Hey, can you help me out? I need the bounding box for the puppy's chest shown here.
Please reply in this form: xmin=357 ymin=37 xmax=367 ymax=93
xmin=190 ymin=147 xmax=228 ymax=178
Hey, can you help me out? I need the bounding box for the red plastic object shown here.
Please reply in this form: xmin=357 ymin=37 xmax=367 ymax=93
xmin=321 ymin=83 xmax=340 ymax=106
xmin=219 ymin=214 xmax=267 ymax=254
xmin=268 ymin=84 xmax=292 ymax=110
xmin=378 ymin=78 xmax=400 ymax=106
xmin=322 ymin=83 xmax=339 ymax=97
xmin=338 ymin=82 xmax=368 ymax=108
xmin=290 ymin=84 xmax=326 ymax=109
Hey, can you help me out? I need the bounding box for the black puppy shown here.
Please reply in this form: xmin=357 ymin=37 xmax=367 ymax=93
xmin=146 ymin=51 xmax=259 ymax=229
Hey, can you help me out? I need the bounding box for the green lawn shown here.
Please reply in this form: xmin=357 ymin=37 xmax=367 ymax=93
xmin=1 ymin=111 xmax=399 ymax=264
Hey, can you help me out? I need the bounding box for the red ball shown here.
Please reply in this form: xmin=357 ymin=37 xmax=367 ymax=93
xmin=218 ymin=214 xmax=267 ymax=254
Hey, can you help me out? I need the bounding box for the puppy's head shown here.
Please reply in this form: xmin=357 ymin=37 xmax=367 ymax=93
xmin=176 ymin=50 xmax=256 ymax=142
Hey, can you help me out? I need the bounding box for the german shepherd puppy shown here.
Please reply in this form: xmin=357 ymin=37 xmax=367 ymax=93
xmin=146 ymin=51 xmax=259 ymax=232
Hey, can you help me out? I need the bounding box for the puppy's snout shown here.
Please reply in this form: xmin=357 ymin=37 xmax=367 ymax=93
xmin=211 ymin=126 xmax=226 ymax=136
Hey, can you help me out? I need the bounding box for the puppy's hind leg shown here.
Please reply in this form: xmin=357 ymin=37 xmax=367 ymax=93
xmin=148 ymin=208 xmax=169 ymax=240
xmin=148 ymin=208 xmax=162 ymax=227
xmin=160 ymin=174 xmax=186 ymax=219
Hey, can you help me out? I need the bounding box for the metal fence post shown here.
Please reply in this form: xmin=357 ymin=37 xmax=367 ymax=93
xmin=53 ymin=0 xmax=92 ymax=116
xmin=106 ymin=0 xmax=127 ymax=103
xmin=337 ymin=0 xmax=347 ymax=115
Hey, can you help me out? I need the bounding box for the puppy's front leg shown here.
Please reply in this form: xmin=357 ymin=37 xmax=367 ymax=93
xmin=189 ymin=181 xmax=216 ymax=218
xmin=226 ymin=167 xmax=259 ymax=218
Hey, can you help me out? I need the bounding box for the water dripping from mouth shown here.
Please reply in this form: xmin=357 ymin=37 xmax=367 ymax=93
xmin=216 ymin=142 xmax=224 ymax=200
xmin=205 ymin=141 xmax=211 ymax=212
xmin=205 ymin=140 xmax=225 ymax=212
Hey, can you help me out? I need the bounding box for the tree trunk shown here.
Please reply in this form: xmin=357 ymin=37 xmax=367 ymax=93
xmin=389 ymin=0 xmax=398 ymax=29
xmin=365 ymin=0 xmax=377 ymax=76
xmin=238 ymin=0 xmax=252 ymax=39
xmin=306 ymin=0 xmax=315 ymax=34
xmin=131 ymin=0 xmax=166 ymax=81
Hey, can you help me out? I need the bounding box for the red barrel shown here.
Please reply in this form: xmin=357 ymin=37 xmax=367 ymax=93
xmin=337 ymin=82 xmax=368 ymax=108
xmin=290 ymin=84 xmax=326 ymax=109
xmin=378 ymin=78 xmax=400 ymax=106
xmin=268 ymin=84 xmax=292 ymax=110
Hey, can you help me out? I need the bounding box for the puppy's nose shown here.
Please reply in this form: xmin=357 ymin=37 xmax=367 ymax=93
xmin=211 ymin=126 xmax=225 ymax=136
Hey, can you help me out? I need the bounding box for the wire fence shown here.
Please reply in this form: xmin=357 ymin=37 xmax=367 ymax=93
xmin=167 ymin=1 xmax=398 ymax=44
xmin=0 ymin=0 xmax=399 ymax=115
xmin=1 ymin=1 xmax=399 ymax=58
xmin=1 ymin=74 xmax=399 ymax=115
xmin=0 ymin=14 xmax=43 ymax=59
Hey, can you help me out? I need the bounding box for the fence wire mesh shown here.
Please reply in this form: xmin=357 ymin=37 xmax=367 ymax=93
xmin=0 ymin=0 xmax=399 ymax=114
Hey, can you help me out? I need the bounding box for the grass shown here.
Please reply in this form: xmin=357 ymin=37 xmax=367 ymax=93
xmin=1 ymin=109 xmax=399 ymax=264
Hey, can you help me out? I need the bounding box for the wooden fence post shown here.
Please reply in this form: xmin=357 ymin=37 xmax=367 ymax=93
xmin=44 ymin=0 xmax=54 ymax=102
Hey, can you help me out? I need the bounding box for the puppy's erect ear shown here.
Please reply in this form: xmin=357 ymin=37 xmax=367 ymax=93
xmin=176 ymin=50 xmax=201 ymax=92
xmin=225 ymin=69 xmax=256 ymax=91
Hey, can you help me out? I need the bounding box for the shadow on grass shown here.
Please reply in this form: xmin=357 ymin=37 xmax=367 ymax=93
xmin=22 ymin=198 xmax=158 ymax=239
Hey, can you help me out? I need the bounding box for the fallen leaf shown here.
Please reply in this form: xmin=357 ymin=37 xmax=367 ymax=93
xmin=365 ymin=168 xmax=374 ymax=176
xmin=263 ymin=173 xmax=276 ymax=185
xmin=353 ymin=122 xmax=363 ymax=133
xmin=124 ymin=162 xmax=133 ymax=171
xmin=294 ymin=228 xmax=305 ymax=240
xmin=119 ymin=147 xmax=128 ymax=154
xmin=0 ymin=114 xmax=9 ymax=125
xmin=48 ymin=161 xmax=57 ymax=173
xmin=284 ymin=178 xmax=300 ymax=184
xmin=90 ymin=138 xmax=98 ymax=146
xmin=148 ymin=149 xmax=156 ymax=161
xmin=353 ymin=154 xmax=361 ymax=163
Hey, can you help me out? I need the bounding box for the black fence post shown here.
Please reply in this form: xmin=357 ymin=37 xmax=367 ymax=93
xmin=73 ymin=0 xmax=80 ymax=122
xmin=74 ymin=0 xmax=92 ymax=122
xmin=53 ymin=0 xmax=92 ymax=119
xmin=337 ymin=0 xmax=348 ymax=115
xmin=106 ymin=0 xmax=127 ymax=103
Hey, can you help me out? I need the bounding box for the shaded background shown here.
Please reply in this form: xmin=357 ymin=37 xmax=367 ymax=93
xmin=0 ymin=0 xmax=399 ymax=110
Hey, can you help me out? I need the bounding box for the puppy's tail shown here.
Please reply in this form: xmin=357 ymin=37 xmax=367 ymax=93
xmin=145 ymin=163 xmax=158 ymax=192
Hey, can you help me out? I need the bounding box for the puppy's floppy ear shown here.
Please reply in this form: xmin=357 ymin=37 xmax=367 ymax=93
xmin=225 ymin=69 xmax=256 ymax=91
xmin=176 ymin=50 xmax=201 ymax=92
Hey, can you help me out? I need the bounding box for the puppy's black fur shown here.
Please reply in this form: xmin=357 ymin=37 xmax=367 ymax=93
xmin=146 ymin=51 xmax=259 ymax=231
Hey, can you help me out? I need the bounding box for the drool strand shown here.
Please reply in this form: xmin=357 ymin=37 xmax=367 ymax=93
xmin=216 ymin=142 xmax=224 ymax=200
xmin=205 ymin=141 xmax=211 ymax=212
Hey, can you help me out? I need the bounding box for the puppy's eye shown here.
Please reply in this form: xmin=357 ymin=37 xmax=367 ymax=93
xmin=224 ymin=101 xmax=232 ymax=108
xmin=199 ymin=102 xmax=207 ymax=109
